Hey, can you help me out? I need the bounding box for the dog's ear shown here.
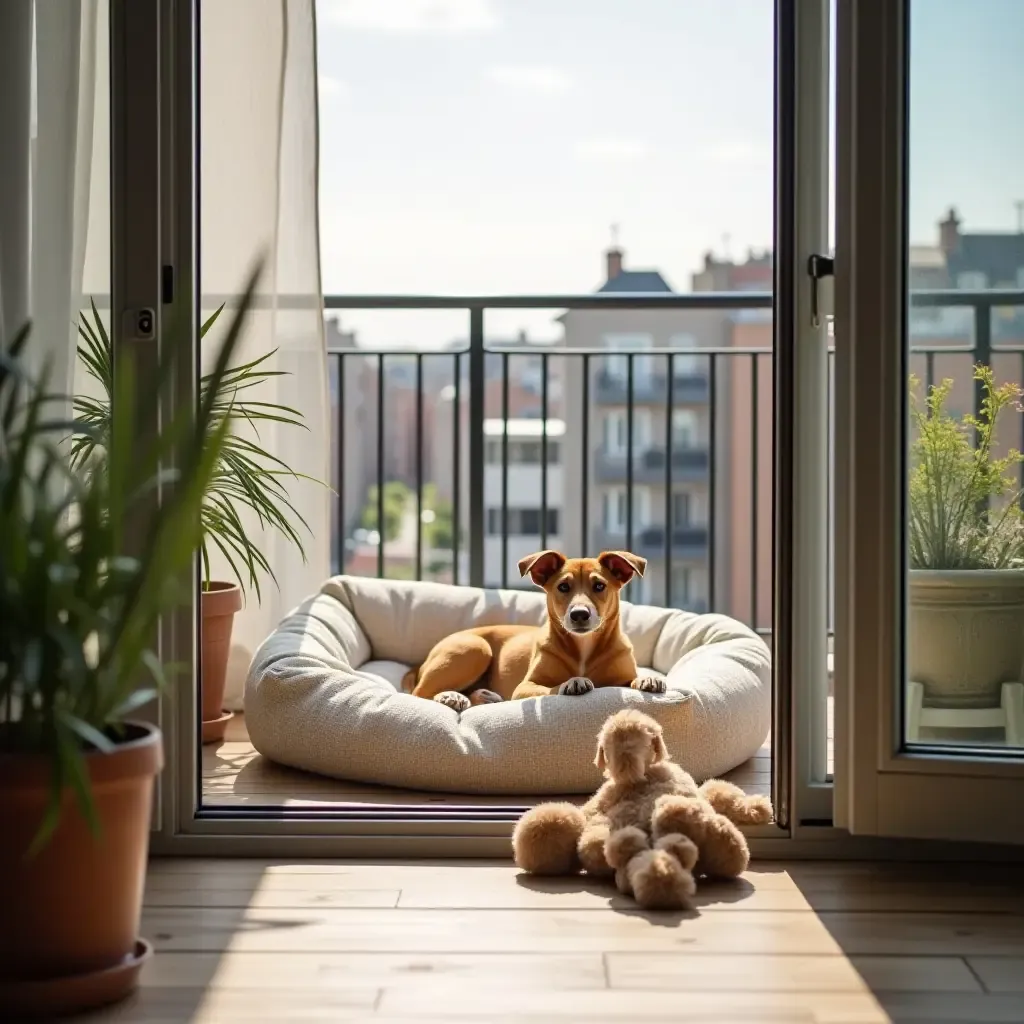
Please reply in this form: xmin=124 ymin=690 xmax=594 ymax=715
xmin=598 ymin=550 xmax=647 ymax=585
xmin=518 ymin=550 xmax=567 ymax=587
xmin=594 ymin=740 xmax=608 ymax=773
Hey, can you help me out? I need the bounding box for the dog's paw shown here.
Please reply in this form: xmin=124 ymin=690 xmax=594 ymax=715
xmin=434 ymin=690 xmax=471 ymax=712
xmin=631 ymin=676 xmax=667 ymax=694
xmin=469 ymin=688 xmax=504 ymax=706
xmin=558 ymin=677 xmax=595 ymax=696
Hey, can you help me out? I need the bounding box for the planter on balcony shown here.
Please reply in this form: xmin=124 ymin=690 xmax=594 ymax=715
xmin=908 ymin=570 xmax=1024 ymax=709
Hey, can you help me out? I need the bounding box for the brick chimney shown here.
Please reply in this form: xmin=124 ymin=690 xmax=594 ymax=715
xmin=605 ymin=245 xmax=624 ymax=281
xmin=938 ymin=206 xmax=961 ymax=256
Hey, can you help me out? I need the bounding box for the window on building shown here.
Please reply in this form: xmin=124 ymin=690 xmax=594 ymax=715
xmin=603 ymin=489 xmax=627 ymax=533
xmin=603 ymin=486 xmax=649 ymax=532
xmin=669 ymin=333 xmax=702 ymax=375
xmin=671 ymin=567 xmax=693 ymax=608
xmin=485 ymin=438 xmax=562 ymax=464
xmin=486 ymin=507 xmax=559 ymax=536
xmin=672 ymin=409 xmax=700 ymax=448
xmin=603 ymin=409 xmax=651 ymax=455
xmin=603 ymin=333 xmax=654 ymax=385
xmin=671 ymin=490 xmax=693 ymax=527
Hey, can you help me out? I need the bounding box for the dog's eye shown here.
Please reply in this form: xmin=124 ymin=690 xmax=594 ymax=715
xmin=592 ymin=581 xmax=606 ymax=592
xmin=557 ymin=581 xmax=571 ymax=593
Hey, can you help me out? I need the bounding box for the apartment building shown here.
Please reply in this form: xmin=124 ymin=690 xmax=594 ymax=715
xmin=482 ymin=418 xmax=566 ymax=588
xmin=696 ymin=250 xmax=775 ymax=631
xmin=908 ymin=206 xmax=1024 ymax=418
xmin=561 ymin=246 xmax=728 ymax=612
xmin=326 ymin=317 xmax=375 ymax=570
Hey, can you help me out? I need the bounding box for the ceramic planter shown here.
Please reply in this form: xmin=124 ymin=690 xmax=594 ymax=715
xmin=0 ymin=721 xmax=162 ymax=1017
xmin=908 ymin=569 xmax=1024 ymax=708
xmin=201 ymin=581 xmax=243 ymax=743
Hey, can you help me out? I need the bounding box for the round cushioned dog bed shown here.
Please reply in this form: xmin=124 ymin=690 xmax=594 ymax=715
xmin=244 ymin=576 xmax=771 ymax=795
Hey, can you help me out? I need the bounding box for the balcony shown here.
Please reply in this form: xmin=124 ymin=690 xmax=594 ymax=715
xmin=326 ymin=288 xmax=1024 ymax=626
xmin=595 ymin=446 xmax=710 ymax=484
xmin=595 ymin=369 xmax=709 ymax=405
xmin=593 ymin=525 xmax=709 ymax=559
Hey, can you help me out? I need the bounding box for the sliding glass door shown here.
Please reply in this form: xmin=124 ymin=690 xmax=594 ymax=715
xmin=116 ymin=0 xmax=843 ymax=851
xmin=834 ymin=0 xmax=1024 ymax=844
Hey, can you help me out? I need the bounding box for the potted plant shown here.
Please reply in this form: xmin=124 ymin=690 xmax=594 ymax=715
xmin=73 ymin=307 xmax=317 ymax=744
xmin=907 ymin=364 xmax=1024 ymax=712
xmin=0 ymin=271 xmax=258 ymax=1017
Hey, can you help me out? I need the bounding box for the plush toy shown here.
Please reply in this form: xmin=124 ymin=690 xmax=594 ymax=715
xmin=511 ymin=709 xmax=773 ymax=910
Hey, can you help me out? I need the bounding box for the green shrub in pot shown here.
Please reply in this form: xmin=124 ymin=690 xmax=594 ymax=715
xmin=907 ymin=364 xmax=1024 ymax=716
xmin=72 ymin=301 xmax=321 ymax=743
xmin=0 ymin=267 xmax=260 ymax=1017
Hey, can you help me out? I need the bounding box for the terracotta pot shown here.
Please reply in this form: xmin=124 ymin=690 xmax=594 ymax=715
xmin=909 ymin=569 xmax=1024 ymax=708
xmin=201 ymin=581 xmax=243 ymax=743
xmin=0 ymin=721 xmax=162 ymax=1013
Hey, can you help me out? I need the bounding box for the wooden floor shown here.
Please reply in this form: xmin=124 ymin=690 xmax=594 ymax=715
xmin=202 ymin=713 xmax=774 ymax=808
xmin=82 ymin=857 xmax=1024 ymax=1023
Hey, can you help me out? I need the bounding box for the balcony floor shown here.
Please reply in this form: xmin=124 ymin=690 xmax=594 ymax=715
xmin=201 ymin=712 xmax=791 ymax=809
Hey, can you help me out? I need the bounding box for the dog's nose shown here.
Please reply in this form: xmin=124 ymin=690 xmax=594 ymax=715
xmin=569 ymin=606 xmax=591 ymax=624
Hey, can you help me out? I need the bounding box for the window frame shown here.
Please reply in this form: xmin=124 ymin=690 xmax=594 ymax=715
xmin=831 ymin=0 xmax=1024 ymax=845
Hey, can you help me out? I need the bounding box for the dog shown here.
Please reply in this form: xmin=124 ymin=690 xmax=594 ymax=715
xmin=401 ymin=549 xmax=667 ymax=712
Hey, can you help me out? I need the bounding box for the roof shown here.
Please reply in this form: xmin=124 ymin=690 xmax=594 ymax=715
xmin=948 ymin=233 xmax=1024 ymax=287
xmin=598 ymin=270 xmax=673 ymax=293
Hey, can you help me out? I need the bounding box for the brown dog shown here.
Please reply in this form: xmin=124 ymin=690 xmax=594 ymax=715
xmin=401 ymin=550 xmax=667 ymax=712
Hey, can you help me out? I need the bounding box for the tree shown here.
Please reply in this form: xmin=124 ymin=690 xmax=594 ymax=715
xmin=360 ymin=481 xmax=410 ymax=542
xmin=421 ymin=482 xmax=456 ymax=550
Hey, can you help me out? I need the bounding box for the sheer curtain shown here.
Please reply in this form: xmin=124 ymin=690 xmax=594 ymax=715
xmin=0 ymin=0 xmax=328 ymax=711
xmin=201 ymin=0 xmax=330 ymax=708
xmin=0 ymin=0 xmax=102 ymax=404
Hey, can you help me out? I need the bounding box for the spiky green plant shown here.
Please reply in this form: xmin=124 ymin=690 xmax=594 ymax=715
xmin=908 ymin=364 xmax=1024 ymax=570
xmin=72 ymin=304 xmax=321 ymax=602
xmin=0 ymin=267 xmax=261 ymax=851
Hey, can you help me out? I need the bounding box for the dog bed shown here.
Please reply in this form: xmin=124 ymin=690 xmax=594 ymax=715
xmin=243 ymin=576 xmax=771 ymax=795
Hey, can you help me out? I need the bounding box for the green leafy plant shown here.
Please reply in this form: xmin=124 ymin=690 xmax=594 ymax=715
xmin=360 ymin=481 xmax=411 ymax=542
xmin=359 ymin=480 xmax=457 ymax=549
xmin=908 ymin=364 xmax=1024 ymax=570
xmin=73 ymin=304 xmax=320 ymax=602
xmin=0 ymin=268 xmax=260 ymax=849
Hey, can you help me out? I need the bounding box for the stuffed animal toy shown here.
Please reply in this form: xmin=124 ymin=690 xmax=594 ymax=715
xmin=511 ymin=709 xmax=773 ymax=910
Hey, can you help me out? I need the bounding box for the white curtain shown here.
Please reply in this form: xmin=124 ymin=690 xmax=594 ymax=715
xmin=201 ymin=0 xmax=330 ymax=708
xmin=0 ymin=0 xmax=328 ymax=711
xmin=0 ymin=0 xmax=101 ymax=405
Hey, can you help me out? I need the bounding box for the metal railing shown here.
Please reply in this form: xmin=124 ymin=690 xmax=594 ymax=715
xmin=326 ymin=289 xmax=1024 ymax=630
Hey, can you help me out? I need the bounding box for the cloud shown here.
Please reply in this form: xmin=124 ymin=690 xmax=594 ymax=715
xmin=486 ymin=65 xmax=572 ymax=95
xmin=318 ymin=75 xmax=351 ymax=102
xmin=324 ymin=0 xmax=500 ymax=34
xmin=574 ymin=137 xmax=650 ymax=163
xmin=707 ymin=141 xmax=768 ymax=166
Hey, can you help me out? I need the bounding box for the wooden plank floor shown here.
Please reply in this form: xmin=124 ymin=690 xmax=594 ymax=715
xmin=80 ymin=858 xmax=1024 ymax=1022
xmin=202 ymin=713 xmax=776 ymax=809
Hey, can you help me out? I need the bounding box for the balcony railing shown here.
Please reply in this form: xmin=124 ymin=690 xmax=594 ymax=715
xmin=593 ymin=525 xmax=710 ymax=557
xmin=326 ymin=288 xmax=1024 ymax=630
xmin=595 ymin=446 xmax=710 ymax=483
xmin=595 ymin=369 xmax=709 ymax=404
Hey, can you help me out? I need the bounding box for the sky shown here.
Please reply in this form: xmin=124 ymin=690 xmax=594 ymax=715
xmin=315 ymin=0 xmax=1024 ymax=348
